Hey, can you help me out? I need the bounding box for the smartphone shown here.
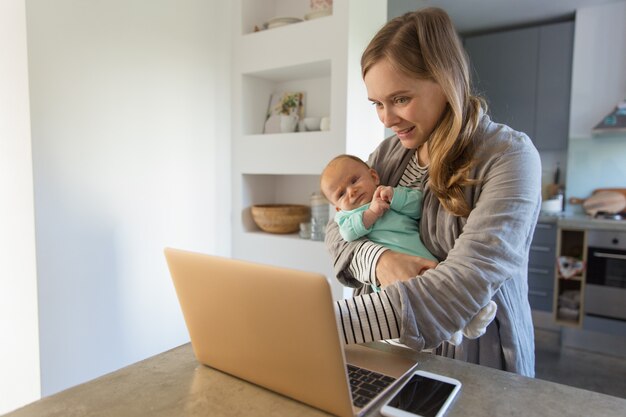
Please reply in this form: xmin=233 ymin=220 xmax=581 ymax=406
xmin=380 ymin=370 xmax=461 ymax=417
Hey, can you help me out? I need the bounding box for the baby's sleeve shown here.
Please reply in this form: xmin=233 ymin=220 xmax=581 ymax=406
xmin=336 ymin=209 xmax=372 ymax=242
xmin=389 ymin=186 xmax=423 ymax=220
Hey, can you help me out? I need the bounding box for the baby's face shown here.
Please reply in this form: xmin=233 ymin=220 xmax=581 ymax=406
xmin=321 ymin=159 xmax=379 ymax=211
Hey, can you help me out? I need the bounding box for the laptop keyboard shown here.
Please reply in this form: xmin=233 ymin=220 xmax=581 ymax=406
xmin=347 ymin=364 xmax=396 ymax=408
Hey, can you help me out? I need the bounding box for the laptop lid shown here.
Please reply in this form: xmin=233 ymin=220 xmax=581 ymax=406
xmin=164 ymin=248 xmax=417 ymax=417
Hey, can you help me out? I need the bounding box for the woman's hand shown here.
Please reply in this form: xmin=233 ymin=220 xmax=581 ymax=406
xmin=376 ymin=250 xmax=438 ymax=287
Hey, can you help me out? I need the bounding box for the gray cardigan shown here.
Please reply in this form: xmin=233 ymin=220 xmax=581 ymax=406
xmin=325 ymin=113 xmax=541 ymax=377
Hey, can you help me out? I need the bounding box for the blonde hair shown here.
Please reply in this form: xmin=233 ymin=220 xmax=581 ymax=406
xmin=361 ymin=7 xmax=484 ymax=217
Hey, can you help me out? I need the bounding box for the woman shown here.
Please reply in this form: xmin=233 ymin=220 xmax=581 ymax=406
xmin=326 ymin=8 xmax=541 ymax=377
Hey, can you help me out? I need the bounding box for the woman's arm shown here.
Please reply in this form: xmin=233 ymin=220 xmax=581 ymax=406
xmin=376 ymin=251 xmax=437 ymax=286
xmin=382 ymin=136 xmax=542 ymax=349
xmin=325 ymin=219 xmax=383 ymax=289
xmin=334 ymin=291 xmax=401 ymax=344
xmin=326 ymin=214 xmax=437 ymax=289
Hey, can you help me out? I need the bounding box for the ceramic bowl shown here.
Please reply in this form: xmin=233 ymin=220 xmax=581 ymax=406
xmin=251 ymin=204 xmax=311 ymax=234
xmin=541 ymin=198 xmax=562 ymax=213
xmin=303 ymin=117 xmax=321 ymax=131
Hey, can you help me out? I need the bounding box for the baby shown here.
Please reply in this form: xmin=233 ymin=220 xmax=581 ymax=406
xmin=321 ymin=154 xmax=437 ymax=266
xmin=320 ymin=154 xmax=496 ymax=345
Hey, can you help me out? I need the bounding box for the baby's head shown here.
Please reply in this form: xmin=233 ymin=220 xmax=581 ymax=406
xmin=320 ymin=154 xmax=380 ymax=211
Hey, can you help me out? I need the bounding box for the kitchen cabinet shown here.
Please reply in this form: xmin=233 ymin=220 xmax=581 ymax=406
xmin=464 ymin=27 xmax=538 ymax=141
xmin=528 ymin=221 xmax=557 ymax=312
xmin=230 ymin=0 xmax=385 ymax=301
xmin=464 ymin=21 xmax=574 ymax=151
xmin=534 ymin=22 xmax=574 ymax=149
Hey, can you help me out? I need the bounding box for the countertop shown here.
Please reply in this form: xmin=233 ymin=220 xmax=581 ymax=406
xmin=539 ymin=211 xmax=626 ymax=231
xmin=5 ymin=342 xmax=626 ymax=417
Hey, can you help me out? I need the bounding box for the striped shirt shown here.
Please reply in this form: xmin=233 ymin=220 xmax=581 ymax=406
xmin=334 ymin=291 xmax=401 ymax=344
xmin=336 ymin=151 xmax=428 ymax=344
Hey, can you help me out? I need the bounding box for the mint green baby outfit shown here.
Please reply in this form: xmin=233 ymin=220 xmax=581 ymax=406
xmin=335 ymin=186 xmax=437 ymax=260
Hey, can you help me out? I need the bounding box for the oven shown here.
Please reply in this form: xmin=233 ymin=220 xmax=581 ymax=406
xmin=585 ymin=229 xmax=626 ymax=321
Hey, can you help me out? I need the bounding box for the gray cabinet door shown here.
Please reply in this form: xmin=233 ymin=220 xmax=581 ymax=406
xmin=464 ymin=21 xmax=573 ymax=151
xmin=535 ymin=21 xmax=574 ymax=150
xmin=528 ymin=221 xmax=557 ymax=312
xmin=465 ymin=27 xmax=539 ymax=140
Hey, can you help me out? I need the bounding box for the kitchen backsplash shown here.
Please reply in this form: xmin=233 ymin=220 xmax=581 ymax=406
xmin=565 ymin=135 xmax=626 ymax=213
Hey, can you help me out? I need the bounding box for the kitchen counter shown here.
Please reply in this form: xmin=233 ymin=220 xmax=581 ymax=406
xmin=4 ymin=343 xmax=626 ymax=417
xmin=539 ymin=212 xmax=626 ymax=231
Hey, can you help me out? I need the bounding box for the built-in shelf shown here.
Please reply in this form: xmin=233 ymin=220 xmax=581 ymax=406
xmin=231 ymin=0 xmax=386 ymax=301
xmin=243 ymin=230 xmax=326 ymax=243
xmin=241 ymin=60 xmax=331 ymax=136
xmin=237 ymin=11 xmax=336 ymax=72
xmin=243 ymin=131 xmax=329 ymax=141
xmin=557 ymin=274 xmax=583 ymax=281
xmin=554 ymin=228 xmax=586 ymax=327
xmin=236 ymin=133 xmax=337 ymax=175
xmin=240 ymin=174 xmax=322 ymax=233
xmin=241 ymin=0 xmax=333 ymax=36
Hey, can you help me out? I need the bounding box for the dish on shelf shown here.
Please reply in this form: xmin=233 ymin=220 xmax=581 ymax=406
xmin=265 ymin=16 xmax=303 ymax=29
xmin=303 ymin=117 xmax=321 ymax=131
xmin=251 ymin=204 xmax=311 ymax=234
xmin=304 ymin=9 xmax=332 ymax=20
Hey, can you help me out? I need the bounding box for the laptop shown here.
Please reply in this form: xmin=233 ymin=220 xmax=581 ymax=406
xmin=164 ymin=247 xmax=418 ymax=417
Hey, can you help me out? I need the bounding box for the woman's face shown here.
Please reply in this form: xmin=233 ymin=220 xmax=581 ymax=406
xmin=364 ymin=59 xmax=448 ymax=150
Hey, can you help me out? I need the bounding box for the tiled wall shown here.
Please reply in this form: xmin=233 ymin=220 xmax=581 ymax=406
xmin=566 ymin=137 xmax=626 ymax=211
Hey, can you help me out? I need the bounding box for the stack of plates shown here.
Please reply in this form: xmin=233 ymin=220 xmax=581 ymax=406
xmin=266 ymin=16 xmax=303 ymax=29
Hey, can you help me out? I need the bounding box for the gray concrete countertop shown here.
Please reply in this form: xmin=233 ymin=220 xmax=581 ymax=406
xmin=539 ymin=212 xmax=626 ymax=231
xmin=4 ymin=342 xmax=626 ymax=417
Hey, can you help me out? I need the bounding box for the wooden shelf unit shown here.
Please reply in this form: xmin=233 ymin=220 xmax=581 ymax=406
xmin=553 ymin=228 xmax=587 ymax=327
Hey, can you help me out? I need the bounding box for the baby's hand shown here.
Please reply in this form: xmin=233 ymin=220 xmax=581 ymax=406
xmin=369 ymin=186 xmax=393 ymax=217
xmin=374 ymin=186 xmax=394 ymax=204
xmin=369 ymin=196 xmax=389 ymax=217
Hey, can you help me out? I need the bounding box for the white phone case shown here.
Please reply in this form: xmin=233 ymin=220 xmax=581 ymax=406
xmin=380 ymin=370 xmax=461 ymax=417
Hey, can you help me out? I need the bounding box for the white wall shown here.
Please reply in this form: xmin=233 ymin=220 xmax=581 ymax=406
xmin=26 ymin=0 xmax=230 ymax=395
xmin=565 ymin=0 xmax=626 ymax=206
xmin=346 ymin=1 xmax=387 ymax=158
xmin=569 ymin=1 xmax=626 ymax=140
xmin=0 ymin=0 xmax=41 ymax=413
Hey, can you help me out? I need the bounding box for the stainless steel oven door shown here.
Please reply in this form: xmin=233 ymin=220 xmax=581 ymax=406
xmin=585 ymin=230 xmax=626 ymax=321
xmin=585 ymin=285 xmax=626 ymax=321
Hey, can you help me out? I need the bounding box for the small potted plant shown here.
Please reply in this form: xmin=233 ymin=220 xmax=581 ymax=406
xmin=263 ymin=92 xmax=304 ymax=133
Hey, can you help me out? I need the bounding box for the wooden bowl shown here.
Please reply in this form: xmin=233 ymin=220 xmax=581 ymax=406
xmin=251 ymin=204 xmax=311 ymax=234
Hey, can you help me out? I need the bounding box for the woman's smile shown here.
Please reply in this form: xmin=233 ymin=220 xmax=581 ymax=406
xmin=395 ymin=126 xmax=415 ymax=140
